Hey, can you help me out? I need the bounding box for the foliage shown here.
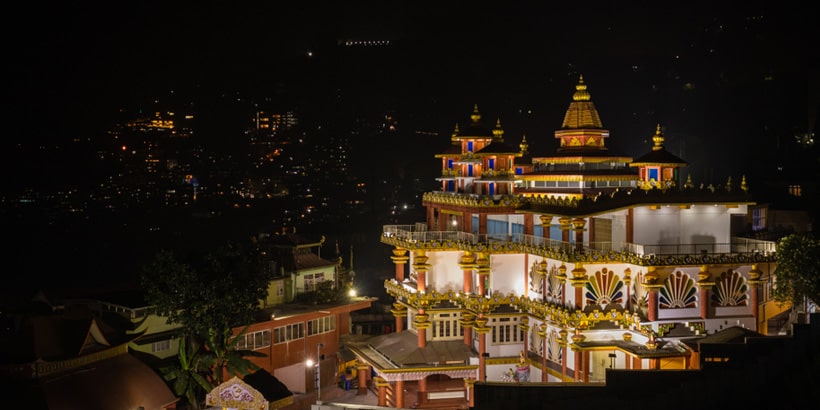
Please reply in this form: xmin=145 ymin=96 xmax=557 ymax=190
xmin=773 ymin=233 xmax=820 ymax=309
xmin=141 ymin=241 xmax=274 ymax=405
xmin=160 ymin=336 xmax=212 ymax=410
xmin=200 ymin=325 xmax=265 ymax=386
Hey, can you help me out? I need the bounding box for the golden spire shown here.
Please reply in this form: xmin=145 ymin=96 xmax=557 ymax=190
xmin=572 ymin=74 xmax=591 ymax=102
xmin=493 ymin=118 xmax=504 ymax=140
xmin=652 ymin=124 xmax=665 ymax=151
xmin=560 ymin=74 xmax=603 ymax=129
xmin=519 ymin=134 xmax=529 ymax=154
xmin=451 ymin=123 xmax=460 ymax=140
xmin=741 ymin=175 xmax=748 ymax=192
xmin=471 ymin=104 xmax=481 ymax=124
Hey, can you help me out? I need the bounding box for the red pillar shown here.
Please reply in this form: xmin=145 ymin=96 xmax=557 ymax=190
xmin=540 ymin=215 xmax=553 ymax=240
xmin=477 ymin=326 xmax=488 ymax=381
xmin=647 ymin=289 xmax=659 ymax=322
xmin=697 ymin=265 xmax=713 ymax=320
xmin=478 ymin=213 xmax=488 ymax=235
xmin=395 ymin=380 xmax=404 ymax=409
xmin=572 ymin=217 xmax=586 ymax=252
xmin=459 ymin=252 xmax=476 ymax=346
xmin=391 ymin=247 xmax=408 ymax=282
xmin=417 ymin=377 xmax=428 ymax=405
xmin=574 ymin=349 xmax=582 ymax=382
xmin=524 ymin=213 xmax=534 ymax=235
xmin=357 ymin=364 xmax=370 ymax=395
xmin=699 ymin=287 xmax=709 ymax=320
xmin=376 ymin=378 xmax=388 ymax=407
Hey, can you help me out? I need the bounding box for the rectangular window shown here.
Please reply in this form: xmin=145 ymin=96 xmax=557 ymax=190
xmin=490 ymin=316 xmax=521 ymax=345
xmin=304 ymin=273 xmax=326 ymax=292
xmin=274 ymin=324 xmax=304 ymax=344
xmin=308 ymin=315 xmax=336 ymax=336
xmin=238 ymin=329 xmax=271 ymax=350
xmin=152 ymin=339 xmax=171 ymax=353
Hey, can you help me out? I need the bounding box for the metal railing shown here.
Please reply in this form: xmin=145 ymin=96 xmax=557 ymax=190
xmin=382 ymin=225 xmax=776 ymax=259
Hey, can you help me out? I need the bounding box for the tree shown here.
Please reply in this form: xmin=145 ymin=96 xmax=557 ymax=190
xmin=160 ymin=336 xmax=211 ymax=410
xmin=140 ymin=241 xmax=273 ymax=405
xmin=773 ymin=233 xmax=820 ymax=316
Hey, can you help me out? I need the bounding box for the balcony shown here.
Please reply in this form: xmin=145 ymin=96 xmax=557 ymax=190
xmin=381 ymin=225 xmax=776 ymax=266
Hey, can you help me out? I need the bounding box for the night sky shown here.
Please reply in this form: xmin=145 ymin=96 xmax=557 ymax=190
xmin=9 ymin=2 xmax=817 ymax=156
xmin=3 ymin=2 xmax=818 ymax=295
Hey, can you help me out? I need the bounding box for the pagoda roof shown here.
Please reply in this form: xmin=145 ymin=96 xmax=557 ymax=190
xmin=475 ymin=140 xmax=521 ymax=155
xmin=631 ymin=124 xmax=687 ymax=167
xmin=561 ymin=75 xmax=604 ymax=129
xmin=348 ymin=329 xmax=476 ymax=370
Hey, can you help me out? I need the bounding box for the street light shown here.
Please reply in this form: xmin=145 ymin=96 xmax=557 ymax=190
xmin=316 ymin=343 xmax=325 ymax=404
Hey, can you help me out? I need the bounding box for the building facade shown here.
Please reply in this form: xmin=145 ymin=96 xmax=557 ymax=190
xmin=347 ymin=76 xmax=781 ymax=409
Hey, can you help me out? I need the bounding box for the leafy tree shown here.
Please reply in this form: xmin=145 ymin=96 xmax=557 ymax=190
xmin=160 ymin=336 xmax=211 ymax=410
xmin=773 ymin=233 xmax=820 ymax=315
xmin=201 ymin=325 xmax=265 ymax=386
xmin=140 ymin=241 xmax=273 ymax=405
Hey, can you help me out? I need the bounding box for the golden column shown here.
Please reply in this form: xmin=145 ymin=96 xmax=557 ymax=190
xmin=623 ymin=267 xmax=632 ymax=312
xmin=465 ymin=378 xmax=477 ymax=408
xmin=458 ymin=252 xmax=477 ymax=345
xmin=536 ymin=260 xmax=548 ymax=299
xmin=391 ymin=247 xmax=409 ymax=282
xmin=570 ymin=328 xmax=586 ymax=382
xmin=475 ymin=253 xmax=491 ymax=296
xmin=473 ymin=315 xmax=491 ymax=382
xmin=571 ymin=217 xmax=586 ymax=252
xmin=519 ymin=315 xmax=529 ymax=360
xmin=643 ymin=267 xmax=663 ymax=322
xmin=559 ymin=327 xmax=569 ymax=381
xmin=557 ymin=263 xmax=568 ymax=305
xmin=413 ymin=251 xmax=432 ymax=348
xmin=414 ymin=295 xmax=433 ymax=349
xmin=558 ymin=217 xmax=572 ymax=252
xmin=413 ymin=251 xmax=430 ymax=292
xmin=569 ymin=263 xmax=587 ymax=311
xmin=390 ymin=302 xmax=408 ymax=333
xmin=537 ymin=324 xmax=548 ymax=382
xmin=748 ymin=264 xmax=765 ymax=332
xmin=539 ymin=215 xmax=553 ymax=239
xmin=696 ymin=265 xmax=715 ymax=320
xmin=459 ymin=251 xmax=477 ymax=294
xmin=356 ymin=363 xmax=370 ymax=395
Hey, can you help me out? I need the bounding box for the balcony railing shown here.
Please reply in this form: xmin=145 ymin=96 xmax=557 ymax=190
xmin=381 ymin=225 xmax=776 ymax=265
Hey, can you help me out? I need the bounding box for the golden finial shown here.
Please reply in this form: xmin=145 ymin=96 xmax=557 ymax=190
xmin=493 ymin=118 xmax=504 ymax=140
xmin=651 ymin=124 xmax=665 ymax=151
xmin=451 ymin=123 xmax=460 ymax=140
xmin=520 ymin=134 xmax=529 ymax=154
xmin=573 ymin=74 xmax=591 ymax=102
xmin=684 ymin=174 xmax=694 ymax=189
xmin=741 ymin=175 xmax=748 ymax=192
xmin=726 ymin=176 xmax=732 ymax=191
xmin=471 ymin=104 xmax=481 ymax=123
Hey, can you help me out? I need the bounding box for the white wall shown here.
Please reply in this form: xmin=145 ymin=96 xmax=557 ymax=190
xmin=489 ymin=253 xmax=527 ymax=296
xmin=633 ymin=205 xmax=736 ymax=246
xmin=426 ymin=251 xmax=464 ymax=292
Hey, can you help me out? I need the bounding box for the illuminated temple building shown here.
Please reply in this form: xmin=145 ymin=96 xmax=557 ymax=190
xmin=346 ymin=76 xmax=785 ymax=409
